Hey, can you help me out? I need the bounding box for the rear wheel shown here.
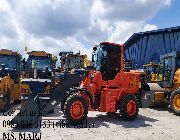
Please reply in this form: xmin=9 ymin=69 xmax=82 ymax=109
xmin=0 ymin=98 xmax=5 ymax=112
xmin=119 ymin=94 xmax=139 ymax=121
xmin=64 ymin=93 xmax=88 ymax=125
xmin=1 ymin=91 xmax=11 ymax=112
xmin=170 ymin=89 xmax=180 ymax=115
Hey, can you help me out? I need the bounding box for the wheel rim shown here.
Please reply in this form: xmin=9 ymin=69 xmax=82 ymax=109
xmin=0 ymin=98 xmax=5 ymax=111
xmin=70 ymin=101 xmax=84 ymax=120
xmin=127 ymin=100 xmax=136 ymax=116
xmin=173 ymin=94 xmax=180 ymax=111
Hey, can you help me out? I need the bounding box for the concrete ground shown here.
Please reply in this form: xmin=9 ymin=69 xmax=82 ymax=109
xmin=0 ymin=106 xmax=180 ymax=140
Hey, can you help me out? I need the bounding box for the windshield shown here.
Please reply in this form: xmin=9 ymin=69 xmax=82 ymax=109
xmin=92 ymin=44 xmax=107 ymax=71
xmin=0 ymin=55 xmax=17 ymax=70
xmin=164 ymin=57 xmax=172 ymax=68
xmin=28 ymin=57 xmax=52 ymax=71
xmin=159 ymin=57 xmax=173 ymax=73
xmin=158 ymin=57 xmax=173 ymax=83
xmin=65 ymin=57 xmax=84 ymax=69
xmin=92 ymin=43 xmax=121 ymax=80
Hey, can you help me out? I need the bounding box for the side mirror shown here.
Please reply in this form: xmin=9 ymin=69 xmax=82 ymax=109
xmin=93 ymin=46 xmax=97 ymax=51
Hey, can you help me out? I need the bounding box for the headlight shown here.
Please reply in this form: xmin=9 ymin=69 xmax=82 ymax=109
xmin=0 ymin=94 xmax=3 ymax=98
xmin=21 ymin=88 xmax=30 ymax=93
xmin=139 ymin=82 xmax=142 ymax=88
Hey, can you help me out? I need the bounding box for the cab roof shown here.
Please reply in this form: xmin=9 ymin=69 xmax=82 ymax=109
xmin=27 ymin=51 xmax=52 ymax=57
xmin=0 ymin=49 xmax=22 ymax=58
xmin=67 ymin=53 xmax=86 ymax=58
xmin=100 ymin=42 xmax=124 ymax=47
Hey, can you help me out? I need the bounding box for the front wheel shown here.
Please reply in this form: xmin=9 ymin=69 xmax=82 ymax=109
xmin=118 ymin=94 xmax=139 ymax=121
xmin=64 ymin=93 xmax=88 ymax=125
xmin=170 ymin=89 xmax=180 ymax=115
xmin=1 ymin=91 xmax=11 ymax=112
xmin=0 ymin=98 xmax=5 ymax=112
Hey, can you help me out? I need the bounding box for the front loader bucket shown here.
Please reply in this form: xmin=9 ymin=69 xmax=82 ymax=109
xmin=11 ymin=94 xmax=42 ymax=128
xmin=11 ymin=73 xmax=82 ymax=128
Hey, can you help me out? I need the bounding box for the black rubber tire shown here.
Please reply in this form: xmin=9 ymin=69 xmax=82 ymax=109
xmin=170 ymin=89 xmax=180 ymax=116
xmin=0 ymin=98 xmax=5 ymax=112
xmin=61 ymin=92 xmax=76 ymax=113
xmin=118 ymin=94 xmax=139 ymax=121
xmin=3 ymin=91 xmax=11 ymax=111
xmin=61 ymin=101 xmax=65 ymax=113
xmin=106 ymin=112 xmax=116 ymax=115
xmin=64 ymin=93 xmax=88 ymax=125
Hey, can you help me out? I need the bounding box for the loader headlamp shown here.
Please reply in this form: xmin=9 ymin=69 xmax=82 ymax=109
xmin=21 ymin=88 xmax=30 ymax=93
xmin=139 ymin=82 xmax=142 ymax=88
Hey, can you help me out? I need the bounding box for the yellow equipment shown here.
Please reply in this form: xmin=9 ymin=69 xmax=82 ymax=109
xmin=59 ymin=52 xmax=91 ymax=71
xmin=143 ymin=62 xmax=159 ymax=82
xmin=141 ymin=51 xmax=180 ymax=115
xmin=0 ymin=49 xmax=21 ymax=111
xmin=20 ymin=51 xmax=56 ymax=110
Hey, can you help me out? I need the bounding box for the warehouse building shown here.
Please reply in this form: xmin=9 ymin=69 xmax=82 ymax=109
xmin=124 ymin=26 xmax=180 ymax=69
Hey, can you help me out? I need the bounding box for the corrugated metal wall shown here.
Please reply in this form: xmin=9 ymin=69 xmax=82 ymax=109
xmin=124 ymin=30 xmax=180 ymax=68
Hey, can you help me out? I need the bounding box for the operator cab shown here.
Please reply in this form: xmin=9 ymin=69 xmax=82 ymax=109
xmin=143 ymin=62 xmax=159 ymax=82
xmin=23 ymin=52 xmax=53 ymax=79
xmin=29 ymin=57 xmax=52 ymax=71
xmin=0 ymin=50 xmax=21 ymax=83
xmin=64 ymin=55 xmax=85 ymax=70
xmin=59 ymin=52 xmax=73 ymax=69
xmin=59 ymin=52 xmax=86 ymax=71
xmin=158 ymin=51 xmax=180 ymax=88
xmin=92 ymin=42 xmax=121 ymax=81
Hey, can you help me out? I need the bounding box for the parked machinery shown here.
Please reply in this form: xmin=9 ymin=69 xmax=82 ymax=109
xmin=59 ymin=51 xmax=91 ymax=71
xmin=143 ymin=62 xmax=159 ymax=83
xmin=56 ymin=52 xmax=91 ymax=82
xmin=10 ymin=42 xmax=147 ymax=127
xmin=0 ymin=49 xmax=21 ymax=111
xmin=20 ymin=51 xmax=56 ymax=109
xmin=141 ymin=51 xmax=180 ymax=115
xmin=59 ymin=52 xmax=73 ymax=70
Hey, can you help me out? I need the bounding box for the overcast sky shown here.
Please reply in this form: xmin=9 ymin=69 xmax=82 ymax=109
xmin=0 ymin=0 xmax=178 ymax=59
